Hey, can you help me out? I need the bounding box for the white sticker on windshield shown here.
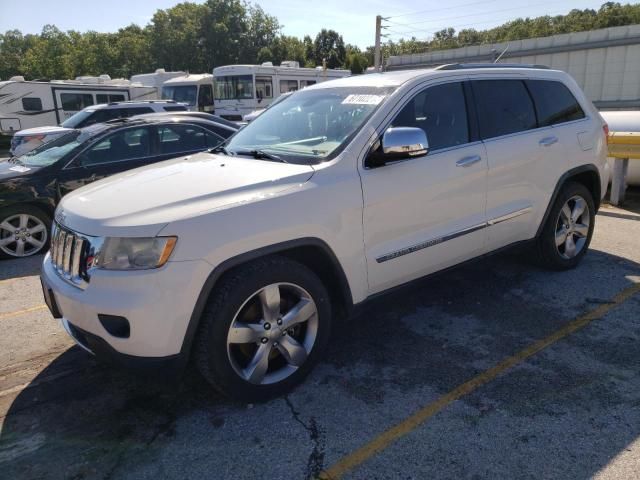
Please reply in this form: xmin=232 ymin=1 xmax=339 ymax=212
xmin=341 ymin=94 xmax=385 ymax=105
xmin=9 ymin=165 xmax=31 ymax=173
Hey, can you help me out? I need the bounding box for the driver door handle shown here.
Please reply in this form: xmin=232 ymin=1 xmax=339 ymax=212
xmin=539 ymin=136 xmax=559 ymax=147
xmin=456 ymin=155 xmax=482 ymax=167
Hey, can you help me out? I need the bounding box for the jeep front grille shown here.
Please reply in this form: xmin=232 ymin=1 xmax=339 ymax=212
xmin=50 ymin=223 xmax=92 ymax=288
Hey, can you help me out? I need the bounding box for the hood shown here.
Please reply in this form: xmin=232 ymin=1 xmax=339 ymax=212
xmin=14 ymin=126 xmax=73 ymax=137
xmin=0 ymin=158 xmax=41 ymax=181
xmin=58 ymin=152 xmax=315 ymax=237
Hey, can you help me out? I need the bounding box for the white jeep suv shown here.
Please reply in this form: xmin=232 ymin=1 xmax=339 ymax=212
xmin=41 ymin=65 xmax=609 ymax=401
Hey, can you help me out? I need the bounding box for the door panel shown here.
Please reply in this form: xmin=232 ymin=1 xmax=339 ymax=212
xmin=360 ymin=80 xmax=488 ymax=295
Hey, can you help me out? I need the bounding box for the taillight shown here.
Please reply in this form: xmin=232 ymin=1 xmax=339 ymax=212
xmin=603 ymin=123 xmax=610 ymax=144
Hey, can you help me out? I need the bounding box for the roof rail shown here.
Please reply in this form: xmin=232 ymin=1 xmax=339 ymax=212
xmin=435 ymin=63 xmax=550 ymax=70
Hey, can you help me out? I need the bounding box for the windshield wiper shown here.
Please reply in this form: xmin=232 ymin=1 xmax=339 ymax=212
xmin=209 ymin=145 xmax=231 ymax=155
xmin=234 ymin=149 xmax=288 ymax=163
xmin=8 ymin=156 xmax=24 ymax=165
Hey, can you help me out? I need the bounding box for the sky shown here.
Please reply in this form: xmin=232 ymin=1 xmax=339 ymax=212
xmin=0 ymin=0 xmax=613 ymax=49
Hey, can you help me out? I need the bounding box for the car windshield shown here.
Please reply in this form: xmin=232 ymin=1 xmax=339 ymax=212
xmin=215 ymin=75 xmax=254 ymax=100
xmin=61 ymin=109 xmax=96 ymax=128
xmin=19 ymin=124 xmax=109 ymax=167
xmin=224 ymin=86 xmax=395 ymax=164
xmin=162 ymin=85 xmax=197 ymax=106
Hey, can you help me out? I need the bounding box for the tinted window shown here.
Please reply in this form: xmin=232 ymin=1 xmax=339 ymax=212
xmin=198 ymin=85 xmax=214 ymax=108
xmin=96 ymin=94 xmax=126 ymax=104
xmin=80 ymin=127 xmax=152 ymax=166
xmin=256 ymin=76 xmax=273 ymax=98
xmin=280 ymin=80 xmax=298 ymax=94
xmin=163 ymin=105 xmax=188 ymax=112
xmin=60 ymin=93 xmax=94 ymax=111
xmin=22 ymin=97 xmax=43 ymax=111
xmin=526 ymin=80 xmax=585 ymax=127
xmin=473 ymin=80 xmax=536 ymax=139
xmin=158 ymin=124 xmax=209 ymax=154
xmin=76 ymin=108 xmax=125 ymax=127
xmin=391 ymin=82 xmax=469 ymax=151
xmin=209 ymin=125 xmax=235 ymax=138
xmin=300 ymin=80 xmax=316 ymax=87
xmin=127 ymin=107 xmax=154 ymax=116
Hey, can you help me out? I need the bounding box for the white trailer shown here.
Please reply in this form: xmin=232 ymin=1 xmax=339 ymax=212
xmin=0 ymin=75 xmax=157 ymax=136
xmin=131 ymin=68 xmax=187 ymax=89
xmin=213 ymin=62 xmax=351 ymax=120
xmin=160 ymin=74 xmax=215 ymax=113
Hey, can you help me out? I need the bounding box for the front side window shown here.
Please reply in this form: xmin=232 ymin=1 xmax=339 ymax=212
xmin=256 ymin=76 xmax=273 ymax=99
xmin=391 ymin=82 xmax=469 ymax=151
xmin=96 ymin=94 xmax=126 ymax=104
xmin=79 ymin=127 xmax=151 ymax=166
xmin=163 ymin=105 xmax=188 ymax=112
xmin=214 ymin=75 xmax=254 ymax=100
xmin=472 ymin=80 xmax=536 ymax=139
xmin=71 ymin=109 xmax=124 ymax=128
xmin=526 ymin=80 xmax=585 ymax=127
xmin=280 ymin=80 xmax=298 ymax=94
xmin=127 ymin=107 xmax=154 ymax=117
xmin=60 ymin=93 xmax=94 ymax=111
xmin=161 ymin=85 xmax=198 ymax=106
xmin=225 ymin=86 xmax=396 ymax=164
xmin=22 ymin=97 xmax=43 ymax=111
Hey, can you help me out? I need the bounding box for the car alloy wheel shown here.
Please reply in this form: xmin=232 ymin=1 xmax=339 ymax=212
xmin=0 ymin=213 xmax=48 ymax=257
xmin=555 ymin=195 xmax=590 ymax=260
xmin=226 ymin=282 xmax=319 ymax=385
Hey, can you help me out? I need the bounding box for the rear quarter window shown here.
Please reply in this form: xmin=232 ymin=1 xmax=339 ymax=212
xmin=22 ymin=97 xmax=43 ymax=111
xmin=525 ymin=80 xmax=585 ymax=126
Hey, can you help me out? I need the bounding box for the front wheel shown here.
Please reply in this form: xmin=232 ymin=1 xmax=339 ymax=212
xmin=0 ymin=205 xmax=51 ymax=259
xmin=536 ymin=181 xmax=595 ymax=270
xmin=195 ymin=256 xmax=331 ymax=401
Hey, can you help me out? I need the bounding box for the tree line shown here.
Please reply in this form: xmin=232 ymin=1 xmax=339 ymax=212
xmin=0 ymin=1 xmax=638 ymax=81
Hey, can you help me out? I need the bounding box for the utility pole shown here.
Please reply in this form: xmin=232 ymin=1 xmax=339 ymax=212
xmin=374 ymin=15 xmax=382 ymax=71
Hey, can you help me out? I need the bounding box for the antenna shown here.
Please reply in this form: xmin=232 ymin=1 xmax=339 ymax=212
xmin=494 ymin=45 xmax=509 ymax=64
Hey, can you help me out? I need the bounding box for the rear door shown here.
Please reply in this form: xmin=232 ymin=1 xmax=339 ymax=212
xmin=471 ymin=79 xmax=568 ymax=251
xmin=56 ymin=125 xmax=157 ymax=198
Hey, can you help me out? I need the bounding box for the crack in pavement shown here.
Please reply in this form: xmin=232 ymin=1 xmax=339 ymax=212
xmin=285 ymin=396 xmax=325 ymax=480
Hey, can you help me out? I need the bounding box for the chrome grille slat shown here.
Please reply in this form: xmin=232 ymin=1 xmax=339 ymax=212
xmin=63 ymin=234 xmax=74 ymax=275
xmin=71 ymin=237 xmax=84 ymax=279
xmin=49 ymin=221 xmax=95 ymax=289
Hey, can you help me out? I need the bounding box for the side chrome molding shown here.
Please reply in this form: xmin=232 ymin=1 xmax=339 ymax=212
xmin=376 ymin=206 xmax=533 ymax=264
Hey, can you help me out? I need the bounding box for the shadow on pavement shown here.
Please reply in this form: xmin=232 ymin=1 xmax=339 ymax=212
xmin=0 ymin=254 xmax=44 ymax=281
xmin=1 ymin=249 xmax=639 ymax=479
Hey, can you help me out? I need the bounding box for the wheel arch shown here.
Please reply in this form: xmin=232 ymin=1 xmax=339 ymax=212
xmin=179 ymin=238 xmax=354 ymax=361
xmin=536 ymin=164 xmax=602 ymax=238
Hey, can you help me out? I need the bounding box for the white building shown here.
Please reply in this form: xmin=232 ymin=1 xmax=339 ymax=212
xmin=386 ymin=25 xmax=640 ymax=109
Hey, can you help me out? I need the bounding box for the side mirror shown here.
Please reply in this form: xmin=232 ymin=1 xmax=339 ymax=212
xmin=366 ymin=127 xmax=429 ymax=168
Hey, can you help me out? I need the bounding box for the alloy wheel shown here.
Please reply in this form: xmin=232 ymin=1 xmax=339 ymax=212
xmin=555 ymin=195 xmax=590 ymax=260
xmin=0 ymin=213 xmax=48 ymax=257
xmin=226 ymin=282 xmax=319 ymax=385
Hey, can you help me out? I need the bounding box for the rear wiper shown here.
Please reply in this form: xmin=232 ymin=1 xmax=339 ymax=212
xmin=234 ymin=149 xmax=287 ymax=163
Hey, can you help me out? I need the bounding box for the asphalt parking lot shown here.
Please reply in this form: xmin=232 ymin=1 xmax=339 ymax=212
xmin=1 ymin=192 xmax=639 ymax=480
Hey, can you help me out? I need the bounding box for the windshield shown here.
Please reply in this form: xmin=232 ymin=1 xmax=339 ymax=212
xmin=224 ymin=86 xmax=395 ymax=164
xmin=19 ymin=124 xmax=109 ymax=167
xmin=215 ymin=75 xmax=254 ymax=100
xmin=61 ymin=109 xmax=95 ymax=128
xmin=162 ymin=85 xmax=197 ymax=106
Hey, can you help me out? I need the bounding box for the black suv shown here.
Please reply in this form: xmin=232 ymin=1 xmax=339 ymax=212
xmin=0 ymin=115 xmax=238 ymax=258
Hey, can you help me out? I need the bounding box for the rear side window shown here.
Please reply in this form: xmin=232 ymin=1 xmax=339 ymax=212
xmin=163 ymin=105 xmax=188 ymax=112
xmin=391 ymin=81 xmax=469 ymax=151
xmin=127 ymin=107 xmax=154 ymax=116
xmin=472 ymin=80 xmax=536 ymax=140
xmin=76 ymin=108 xmax=124 ymax=128
xmin=158 ymin=124 xmax=209 ymax=154
xmin=96 ymin=94 xmax=126 ymax=104
xmin=22 ymin=97 xmax=43 ymax=111
xmin=60 ymin=93 xmax=94 ymax=111
xmin=526 ymin=80 xmax=585 ymax=126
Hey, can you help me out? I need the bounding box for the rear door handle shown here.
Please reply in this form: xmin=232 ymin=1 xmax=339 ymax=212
xmin=539 ymin=136 xmax=558 ymax=147
xmin=456 ymin=155 xmax=482 ymax=167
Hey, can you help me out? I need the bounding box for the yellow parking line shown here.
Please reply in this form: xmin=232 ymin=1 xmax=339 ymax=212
xmin=0 ymin=305 xmax=47 ymax=320
xmin=319 ymin=280 xmax=640 ymax=480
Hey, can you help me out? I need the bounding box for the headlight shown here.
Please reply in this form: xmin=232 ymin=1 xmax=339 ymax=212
xmin=96 ymin=237 xmax=177 ymax=270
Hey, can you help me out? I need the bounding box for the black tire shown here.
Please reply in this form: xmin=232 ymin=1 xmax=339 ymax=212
xmin=0 ymin=204 xmax=51 ymax=260
xmin=195 ymin=256 xmax=332 ymax=402
xmin=536 ymin=181 xmax=595 ymax=270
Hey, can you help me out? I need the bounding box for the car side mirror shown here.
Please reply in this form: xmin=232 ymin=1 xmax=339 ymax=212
xmin=366 ymin=127 xmax=429 ymax=168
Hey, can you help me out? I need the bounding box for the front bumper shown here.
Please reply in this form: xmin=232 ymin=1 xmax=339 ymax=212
xmin=41 ymin=252 xmax=212 ymax=360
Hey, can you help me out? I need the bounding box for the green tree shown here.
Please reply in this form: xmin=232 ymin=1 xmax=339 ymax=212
xmin=313 ymin=29 xmax=346 ymax=69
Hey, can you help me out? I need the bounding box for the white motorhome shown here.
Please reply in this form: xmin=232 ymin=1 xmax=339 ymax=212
xmin=161 ymin=74 xmax=215 ymax=113
xmin=0 ymin=75 xmax=157 ymax=136
xmin=213 ymin=61 xmax=351 ymax=120
xmin=131 ymin=68 xmax=187 ymax=89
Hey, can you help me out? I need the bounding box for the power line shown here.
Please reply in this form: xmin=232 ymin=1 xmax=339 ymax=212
xmin=385 ymin=0 xmax=505 ymax=19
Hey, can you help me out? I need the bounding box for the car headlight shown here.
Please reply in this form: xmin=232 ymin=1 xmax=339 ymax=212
xmin=96 ymin=237 xmax=177 ymax=270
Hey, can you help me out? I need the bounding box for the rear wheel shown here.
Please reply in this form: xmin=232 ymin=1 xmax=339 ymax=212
xmin=536 ymin=182 xmax=595 ymax=270
xmin=0 ymin=205 xmax=51 ymax=259
xmin=195 ymin=256 xmax=331 ymax=401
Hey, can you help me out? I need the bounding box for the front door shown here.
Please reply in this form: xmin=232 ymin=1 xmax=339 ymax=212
xmin=360 ymin=81 xmax=488 ymax=294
